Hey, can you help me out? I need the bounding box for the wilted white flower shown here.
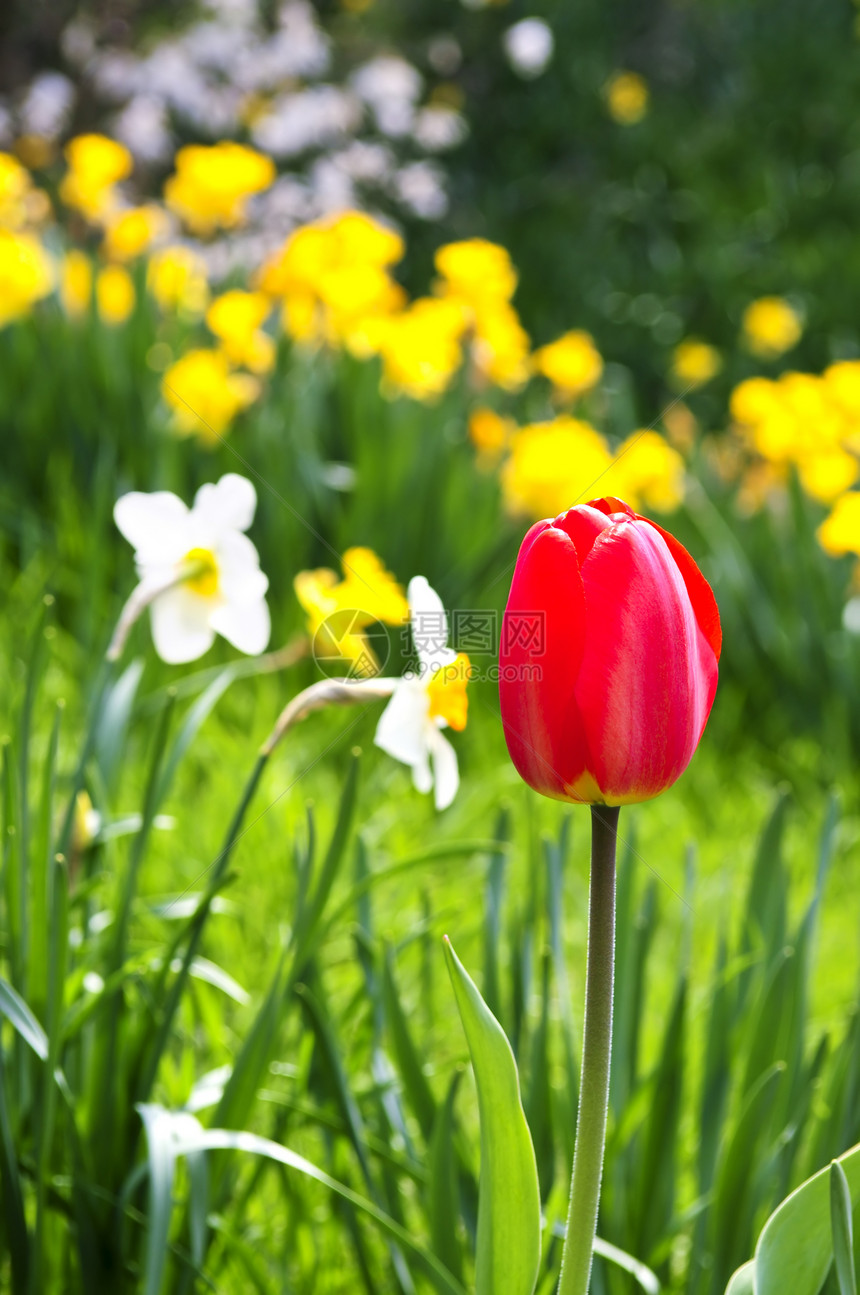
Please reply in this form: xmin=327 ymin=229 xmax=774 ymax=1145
xmin=20 ymin=72 xmax=76 ymax=140
xmin=375 ymin=577 xmax=468 ymax=810
xmin=503 ymin=18 xmax=554 ymax=79
xmin=413 ymin=105 xmax=467 ymax=152
xmin=113 ymin=96 xmax=173 ymax=164
xmin=251 ymin=86 xmax=360 ymax=158
xmin=393 ymin=161 xmax=448 ymax=219
xmin=427 ymin=36 xmax=462 ymax=76
xmin=112 ymin=474 xmax=270 ymax=664
xmin=352 ymin=56 xmax=422 ymax=138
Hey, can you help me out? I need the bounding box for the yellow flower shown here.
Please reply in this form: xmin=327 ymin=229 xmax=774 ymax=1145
xmin=730 ymin=376 xmax=780 ymax=426
xmin=534 ymin=329 xmax=603 ymax=397
xmin=162 ymin=348 xmax=260 ymax=444
xmin=294 ymin=547 xmax=408 ymax=675
xmin=0 ymin=229 xmax=53 ymax=328
xmin=742 ymin=296 xmax=802 ymax=358
xmin=60 ymin=249 xmax=92 ymax=317
xmin=103 ymin=205 xmax=167 ymax=261
xmin=164 ymin=142 xmax=275 ymax=235
xmin=796 ymin=450 xmax=858 ymax=504
xmin=671 ymin=339 xmax=722 ymax=389
xmin=818 ymin=491 xmax=860 ymax=556
xmin=471 ymin=300 xmax=531 ymax=389
xmin=96 ymin=264 xmax=135 ymax=324
xmin=501 ymin=416 xmax=612 ymax=518
xmin=0 ymin=152 xmax=33 ymax=228
xmin=147 ymin=245 xmax=210 ymax=315
xmin=59 ymin=134 xmax=132 ymax=221
xmin=605 ymin=72 xmax=649 ymax=125
xmin=434 ymin=238 xmax=518 ymax=306
xmin=206 ymin=290 xmax=275 ymax=374
xmin=603 ymin=430 xmax=686 ymax=513
xmin=378 ymin=297 xmax=466 ymax=400
xmin=258 ymin=211 xmax=405 ymax=350
xmin=824 ymin=361 xmax=860 ymax=424
xmin=468 ymin=407 xmax=515 ymax=461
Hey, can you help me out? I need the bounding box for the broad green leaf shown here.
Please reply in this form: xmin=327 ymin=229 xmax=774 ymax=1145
xmin=724 ymin=1260 xmax=755 ymax=1295
xmin=444 ymin=935 xmax=541 ymax=1295
xmin=830 ymin=1160 xmax=857 ymax=1295
xmin=754 ymin=1140 xmax=860 ymax=1295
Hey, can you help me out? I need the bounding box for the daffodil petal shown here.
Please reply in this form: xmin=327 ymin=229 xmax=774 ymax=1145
xmin=150 ymin=586 xmax=216 ymax=663
xmin=193 ymin=473 xmax=257 ymax=533
xmin=428 ymin=725 xmax=459 ymax=810
xmin=209 ymin=597 xmax=271 ymax=656
xmin=216 ymin=531 xmax=270 ymax=602
xmin=374 ymin=681 xmax=431 ymax=768
xmin=114 ymin=491 xmax=190 ymax=564
xmin=407 ymin=575 xmax=456 ymax=676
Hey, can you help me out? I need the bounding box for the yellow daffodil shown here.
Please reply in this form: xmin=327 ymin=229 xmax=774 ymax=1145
xmin=818 ymin=491 xmax=860 ymax=557
xmin=603 ymin=430 xmax=686 ymax=513
xmin=59 ymin=134 xmax=132 ymax=221
xmin=103 ymin=205 xmax=167 ymax=261
xmin=471 ymin=300 xmax=531 ymax=389
xmin=671 ymin=339 xmax=722 ymax=389
xmin=162 ymin=349 xmax=260 ymax=444
xmin=378 ymin=296 xmax=466 ymax=400
xmin=295 ymin=547 xmax=409 ymax=677
xmin=164 ymin=142 xmax=275 ymax=235
xmin=0 ymin=229 xmax=53 ymax=328
xmin=0 ymin=152 xmax=34 ymax=229
xmin=534 ymin=329 xmax=603 ymax=398
xmin=468 ymin=407 xmax=515 ymax=463
xmin=434 ymin=238 xmax=518 ymax=307
xmin=60 ymin=249 xmax=92 ymax=317
xmin=605 ymin=72 xmax=649 ymax=124
xmin=206 ymin=290 xmax=275 ymax=374
xmin=501 ymin=416 xmax=613 ymax=518
xmin=742 ymin=296 xmax=802 ymax=358
xmin=258 ymin=211 xmax=405 ymax=350
xmin=147 ymin=245 xmax=210 ymax=315
xmin=96 ymin=264 xmax=135 ymax=324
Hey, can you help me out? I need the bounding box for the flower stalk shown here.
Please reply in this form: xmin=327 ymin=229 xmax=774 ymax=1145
xmin=558 ymin=804 xmax=620 ymax=1295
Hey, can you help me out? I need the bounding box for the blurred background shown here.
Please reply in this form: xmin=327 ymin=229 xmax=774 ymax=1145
xmin=3 ymin=2 xmax=860 ymax=1292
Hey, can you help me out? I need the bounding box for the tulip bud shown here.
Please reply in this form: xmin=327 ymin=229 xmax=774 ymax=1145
xmin=500 ymin=497 xmax=721 ymax=805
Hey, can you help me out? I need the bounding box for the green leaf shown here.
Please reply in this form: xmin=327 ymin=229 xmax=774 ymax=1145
xmin=0 ymin=975 xmax=48 ymax=1060
xmin=830 ymin=1160 xmax=857 ymax=1295
xmin=591 ymin=1236 xmax=660 ymax=1294
xmin=724 ymin=1259 xmax=755 ymax=1295
xmin=753 ymin=1140 xmax=860 ymax=1295
xmin=443 ymin=935 xmax=541 ymax=1295
xmin=429 ymin=1072 xmax=464 ymax=1284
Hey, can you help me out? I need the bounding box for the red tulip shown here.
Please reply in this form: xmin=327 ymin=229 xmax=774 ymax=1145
xmin=499 ymin=497 xmax=721 ymax=805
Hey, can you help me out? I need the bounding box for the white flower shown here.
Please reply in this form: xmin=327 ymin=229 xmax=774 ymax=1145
xmin=503 ymin=18 xmax=555 ymax=79
xmin=374 ymin=576 xmax=468 ymax=811
xmin=112 ymin=473 xmax=270 ymax=664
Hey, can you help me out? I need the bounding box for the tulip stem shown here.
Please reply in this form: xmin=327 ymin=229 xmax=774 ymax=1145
xmin=558 ymin=804 xmax=620 ymax=1295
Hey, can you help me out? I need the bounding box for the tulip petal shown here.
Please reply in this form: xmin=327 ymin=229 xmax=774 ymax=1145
xmin=555 ymin=504 xmax=614 ymax=563
xmin=500 ymin=522 xmax=592 ymax=799
xmin=638 ymin=517 xmax=722 ymax=659
xmin=575 ymin=518 xmax=718 ymax=803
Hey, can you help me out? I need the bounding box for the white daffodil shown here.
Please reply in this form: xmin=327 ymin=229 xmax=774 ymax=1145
xmin=374 ymin=575 xmax=470 ymax=810
xmin=111 ymin=473 xmax=270 ymax=664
